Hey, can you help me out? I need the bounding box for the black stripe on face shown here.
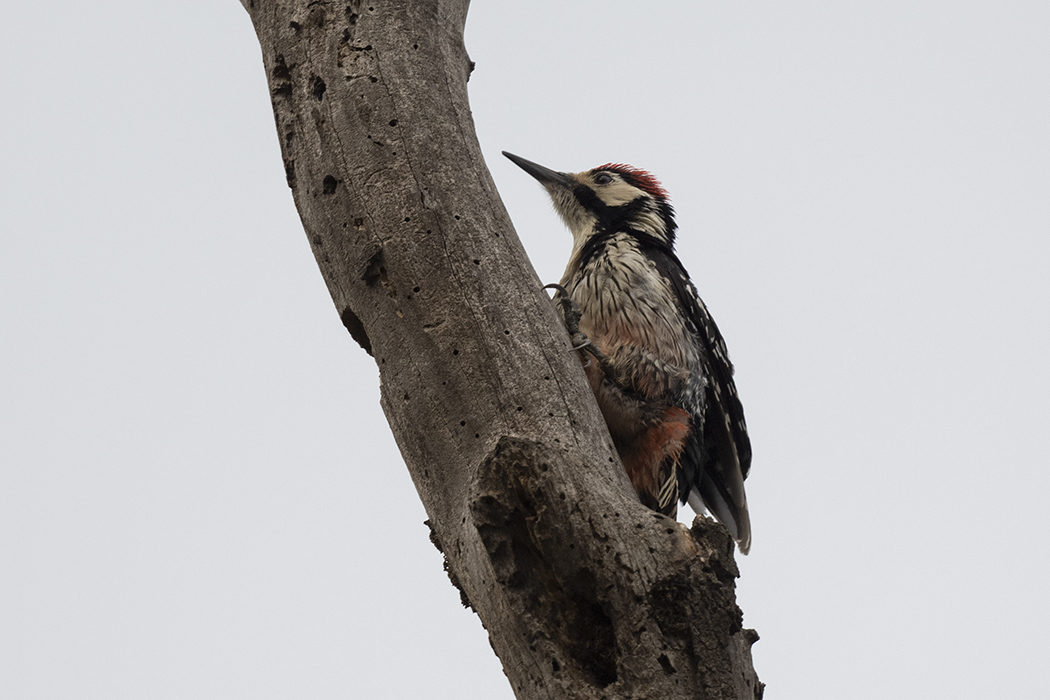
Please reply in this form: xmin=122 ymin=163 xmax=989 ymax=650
xmin=572 ymin=190 xmax=677 ymax=268
xmin=604 ymin=197 xmax=652 ymax=233
xmin=572 ymin=184 xmax=653 ymax=232
xmin=572 ymin=183 xmax=609 ymax=218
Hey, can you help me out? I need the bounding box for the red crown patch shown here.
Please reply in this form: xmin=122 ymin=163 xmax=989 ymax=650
xmin=594 ymin=163 xmax=669 ymax=200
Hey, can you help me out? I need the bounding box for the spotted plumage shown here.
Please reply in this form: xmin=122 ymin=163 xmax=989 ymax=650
xmin=504 ymin=151 xmax=753 ymax=553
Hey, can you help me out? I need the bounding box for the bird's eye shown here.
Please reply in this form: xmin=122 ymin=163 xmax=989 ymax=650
xmin=593 ymin=172 xmax=613 ymax=185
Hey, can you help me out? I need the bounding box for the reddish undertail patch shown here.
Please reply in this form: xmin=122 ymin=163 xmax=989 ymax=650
xmin=594 ymin=163 xmax=670 ymax=200
xmin=621 ymin=407 xmax=691 ymax=497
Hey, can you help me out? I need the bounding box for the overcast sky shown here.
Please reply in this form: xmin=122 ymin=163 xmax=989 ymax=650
xmin=2 ymin=1 xmax=1048 ymax=698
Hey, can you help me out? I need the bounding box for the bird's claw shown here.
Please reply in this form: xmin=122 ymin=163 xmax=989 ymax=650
xmin=544 ymin=283 xmax=608 ymax=368
xmin=544 ymin=282 xmax=584 ymax=338
xmin=543 ymin=283 xmax=583 ymax=335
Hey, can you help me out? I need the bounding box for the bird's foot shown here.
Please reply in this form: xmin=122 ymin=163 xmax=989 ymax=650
xmin=543 ymin=284 xmax=606 ymax=368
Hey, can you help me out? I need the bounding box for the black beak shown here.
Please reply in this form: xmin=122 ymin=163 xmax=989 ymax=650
xmin=502 ymin=151 xmax=575 ymax=189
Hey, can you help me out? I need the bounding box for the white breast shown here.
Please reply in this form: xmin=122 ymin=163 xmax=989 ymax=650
xmin=563 ymin=235 xmax=697 ymax=376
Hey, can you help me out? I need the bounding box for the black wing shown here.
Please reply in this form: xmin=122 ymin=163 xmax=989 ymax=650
xmin=649 ymin=247 xmax=752 ymax=553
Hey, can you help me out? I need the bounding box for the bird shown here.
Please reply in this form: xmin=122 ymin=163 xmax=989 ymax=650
xmin=504 ymin=151 xmax=752 ymax=553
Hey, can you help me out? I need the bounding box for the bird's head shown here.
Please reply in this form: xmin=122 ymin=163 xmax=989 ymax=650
xmin=503 ymin=152 xmax=677 ymax=252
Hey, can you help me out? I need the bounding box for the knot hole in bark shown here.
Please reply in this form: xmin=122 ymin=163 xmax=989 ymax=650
xmin=470 ymin=437 xmax=617 ymax=688
xmin=340 ymin=305 xmax=372 ymax=355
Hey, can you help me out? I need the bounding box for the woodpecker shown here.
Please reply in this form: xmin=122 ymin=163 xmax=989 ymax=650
xmin=504 ymin=151 xmax=752 ymax=553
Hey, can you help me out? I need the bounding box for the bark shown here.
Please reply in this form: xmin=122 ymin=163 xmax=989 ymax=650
xmin=239 ymin=1 xmax=762 ymax=697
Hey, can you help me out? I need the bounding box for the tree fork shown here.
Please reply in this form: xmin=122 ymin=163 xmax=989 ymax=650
xmin=239 ymin=0 xmax=762 ymax=697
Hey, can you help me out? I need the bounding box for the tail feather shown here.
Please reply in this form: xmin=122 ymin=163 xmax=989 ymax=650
xmin=695 ymin=468 xmax=750 ymax=554
xmin=680 ymin=438 xmax=751 ymax=554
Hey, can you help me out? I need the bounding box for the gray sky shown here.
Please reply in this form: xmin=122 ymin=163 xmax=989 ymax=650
xmin=2 ymin=1 xmax=1048 ymax=698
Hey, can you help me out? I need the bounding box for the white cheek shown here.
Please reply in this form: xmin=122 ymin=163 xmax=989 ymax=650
xmin=598 ymin=182 xmax=641 ymax=207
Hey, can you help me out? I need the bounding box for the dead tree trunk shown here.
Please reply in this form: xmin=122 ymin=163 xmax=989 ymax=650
xmin=238 ymin=0 xmax=762 ymax=697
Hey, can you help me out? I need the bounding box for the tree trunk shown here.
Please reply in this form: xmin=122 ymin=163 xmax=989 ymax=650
xmin=238 ymin=1 xmax=762 ymax=697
